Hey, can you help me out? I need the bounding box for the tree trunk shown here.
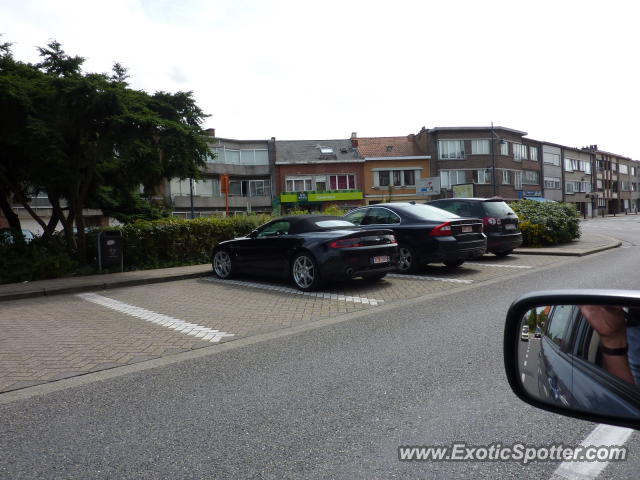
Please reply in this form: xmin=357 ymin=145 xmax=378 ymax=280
xmin=0 ymin=187 xmax=22 ymax=231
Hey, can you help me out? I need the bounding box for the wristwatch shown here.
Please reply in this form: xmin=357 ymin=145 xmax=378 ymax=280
xmin=601 ymin=345 xmax=629 ymax=356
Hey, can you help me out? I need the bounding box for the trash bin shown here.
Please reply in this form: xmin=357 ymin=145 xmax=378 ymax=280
xmin=98 ymin=231 xmax=124 ymax=272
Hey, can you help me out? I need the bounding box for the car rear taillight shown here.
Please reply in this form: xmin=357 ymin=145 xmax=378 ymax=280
xmin=429 ymin=221 xmax=453 ymax=237
xmin=482 ymin=216 xmax=502 ymax=226
xmin=330 ymin=237 xmax=364 ymax=248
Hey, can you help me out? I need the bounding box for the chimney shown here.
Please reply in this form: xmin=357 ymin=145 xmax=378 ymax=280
xmin=351 ymin=132 xmax=358 ymax=147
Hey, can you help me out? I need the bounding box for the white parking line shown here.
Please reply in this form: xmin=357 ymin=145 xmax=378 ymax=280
xmin=521 ymin=373 xmax=526 ymax=383
xmin=204 ymin=277 xmax=384 ymax=306
xmin=464 ymin=262 xmax=532 ymax=269
xmin=387 ymin=274 xmax=473 ymax=284
xmin=77 ymin=293 xmax=234 ymax=342
xmin=551 ymin=424 xmax=634 ymax=480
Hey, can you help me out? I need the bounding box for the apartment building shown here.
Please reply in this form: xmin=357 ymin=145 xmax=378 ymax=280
xmin=415 ymin=126 xmax=542 ymax=200
xmin=168 ymin=130 xmax=276 ymax=216
xmin=355 ymin=134 xmax=431 ymax=205
xmin=275 ymin=139 xmax=364 ymax=212
xmin=592 ymin=149 xmax=634 ymax=215
xmin=563 ymin=146 xmax=594 ymax=216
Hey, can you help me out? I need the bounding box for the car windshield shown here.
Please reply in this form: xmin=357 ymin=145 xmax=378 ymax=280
xmin=400 ymin=204 xmax=460 ymax=221
xmin=483 ymin=201 xmax=516 ymax=217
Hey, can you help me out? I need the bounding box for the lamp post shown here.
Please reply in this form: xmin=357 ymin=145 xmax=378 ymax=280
xmin=189 ymin=178 xmax=195 ymax=219
xmin=490 ymin=122 xmax=505 ymax=197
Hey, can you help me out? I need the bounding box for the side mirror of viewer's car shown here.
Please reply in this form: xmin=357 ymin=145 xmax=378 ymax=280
xmin=504 ymin=290 xmax=640 ymax=430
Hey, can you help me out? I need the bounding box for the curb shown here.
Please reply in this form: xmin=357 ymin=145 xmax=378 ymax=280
xmin=515 ymin=240 xmax=621 ymax=257
xmin=0 ymin=270 xmax=211 ymax=303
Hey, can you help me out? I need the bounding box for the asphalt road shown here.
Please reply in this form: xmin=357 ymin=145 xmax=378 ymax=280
xmin=2 ymin=215 xmax=640 ymax=479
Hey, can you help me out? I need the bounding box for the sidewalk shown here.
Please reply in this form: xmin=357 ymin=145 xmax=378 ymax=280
xmin=0 ymin=232 xmax=621 ymax=303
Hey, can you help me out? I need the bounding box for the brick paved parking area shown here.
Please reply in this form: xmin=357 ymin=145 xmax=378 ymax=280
xmin=0 ymin=254 xmax=568 ymax=393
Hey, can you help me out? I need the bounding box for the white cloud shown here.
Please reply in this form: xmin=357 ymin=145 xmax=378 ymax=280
xmin=1 ymin=0 xmax=639 ymax=157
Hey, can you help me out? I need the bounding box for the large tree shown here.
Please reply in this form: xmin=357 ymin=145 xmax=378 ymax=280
xmin=0 ymin=40 xmax=209 ymax=260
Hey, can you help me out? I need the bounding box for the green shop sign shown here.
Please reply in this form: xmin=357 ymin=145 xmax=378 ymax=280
xmin=280 ymin=190 xmax=363 ymax=203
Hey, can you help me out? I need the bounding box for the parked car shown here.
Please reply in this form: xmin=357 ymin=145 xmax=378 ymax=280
xmin=426 ymin=198 xmax=522 ymax=257
xmin=343 ymin=203 xmax=486 ymax=272
xmin=211 ymin=215 xmax=398 ymax=291
xmin=534 ymin=327 xmax=542 ymax=338
xmin=0 ymin=228 xmax=35 ymax=245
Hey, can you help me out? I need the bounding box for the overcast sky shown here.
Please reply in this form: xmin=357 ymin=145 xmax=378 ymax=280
xmin=2 ymin=0 xmax=639 ymax=157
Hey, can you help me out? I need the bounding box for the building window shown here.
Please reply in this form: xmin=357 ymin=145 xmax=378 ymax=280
xmin=230 ymin=179 xmax=271 ymax=197
xmin=582 ymin=160 xmax=592 ymax=174
xmin=565 ymin=182 xmax=575 ymax=194
xmin=513 ymin=144 xmax=527 ymax=161
xmin=471 ymin=139 xmax=490 ymax=155
xmin=502 ymin=170 xmax=510 ymax=184
xmin=208 ymin=147 xmax=269 ymax=165
xmin=544 ymin=176 xmax=561 ymax=189
xmin=543 ymin=152 xmax=561 ymax=166
xmin=619 ymin=163 xmax=629 ymax=175
xmin=514 ymin=171 xmax=523 ymax=190
xmin=529 ymin=146 xmax=539 ymax=161
xmin=439 ymin=140 xmax=465 ymax=160
xmin=523 ymin=170 xmax=539 ymax=185
xmin=404 ymin=170 xmax=416 ymax=186
xmin=440 ymin=170 xmax=466 ymax=189
xmin=375 ymin=170 xmax=417 ymax=187
xmin=315 ymin=175 xmax=327 ymax=191
xmin=285 ymin=176 xmax=312 ymax=192
xmin=500 ymin=142 xmax=509 ymax=156
xmin=564 ymin=158 xmax=574 ymax=172
xmin=329 ymin=174 xmax=356 ymax=190
xmin=475 ymin=169 xmax=491 ymax=184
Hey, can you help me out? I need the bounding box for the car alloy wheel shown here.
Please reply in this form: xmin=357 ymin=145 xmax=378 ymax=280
xmin=292 ymin=253 xmax=319 ymax=291
xmin=213 ymin=249 xmax=233 ymax=279
xmin=397 ymin=246 xmax=419 ymax=273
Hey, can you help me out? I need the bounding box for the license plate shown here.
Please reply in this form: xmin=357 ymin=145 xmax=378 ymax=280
xmin=461 ymin=225 xmax=472 ymax=233
xmin=372 ymin=255 xmax=390 ymax=264
xmin=505 ymin=223 xmax=516 ymax=230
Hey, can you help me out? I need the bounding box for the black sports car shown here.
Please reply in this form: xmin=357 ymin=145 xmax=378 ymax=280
xmin=211 ymin=215 xmax=398 ymax=291
xmin=343 ymin=203 xmax=486 ymax=272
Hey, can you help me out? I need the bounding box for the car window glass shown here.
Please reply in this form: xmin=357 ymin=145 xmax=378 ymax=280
xmin=363 ymin=207 xmax=400 ymax=225
xmin=314 ymin=220 xmax=355 ymax=229
xmin=483 ymin=201 xmax=516 ymax=217
xmin=257 ymin=221 xmax=290 ymax=237
xmin=343 ymin=209 xmax=368 ymax=226
xmin=403 ymin=204 xmax=459 ymax=221
xmin=546 ymin=305 xmax=575 ymax=347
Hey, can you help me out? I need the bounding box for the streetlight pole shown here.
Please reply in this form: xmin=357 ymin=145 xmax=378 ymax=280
xmin=189 ymin=178 xmax=195 ymax=219
xmin=490 ymin=122 xmax=497 ymax=197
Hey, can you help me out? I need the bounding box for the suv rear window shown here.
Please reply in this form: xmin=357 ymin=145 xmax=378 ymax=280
xmin=482 ymin=201 xmax=516 ymax=217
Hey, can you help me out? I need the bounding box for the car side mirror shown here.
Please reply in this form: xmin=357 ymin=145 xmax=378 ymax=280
xmin=504 ymin=290 xmax=640 ymax=430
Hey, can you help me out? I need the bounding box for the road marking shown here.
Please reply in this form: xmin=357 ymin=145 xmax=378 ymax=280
xmin=521 ymin=373 xmax=526 ymax=383
xmin=523 ymin=361 xmax=527 ymax=367
xmin=465 ymin=262 xmax=532 ymax=269
xmin=387 ymin=274 xmax=473 ymax=284
xmin=204 ymin=277 xmax=383 ymax=306
xmin=551 ymin=424 xmax=634 ymax=480
xmin=77 ymin=293 xmax=234 ymax=342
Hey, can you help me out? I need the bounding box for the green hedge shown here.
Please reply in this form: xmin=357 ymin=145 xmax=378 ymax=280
xmin=98 ymin=215 xmax=272 ymax=270
xmin=0 ymin=235 xmax=81 ymax=284
xmin=509 ymin=200 xmax=581 ymax=247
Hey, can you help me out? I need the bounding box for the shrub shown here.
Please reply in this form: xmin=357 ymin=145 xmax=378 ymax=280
xmin=93 ymin=214 xmax=270 ymax=269
xmin=509 ymin=200 xmax=581 ymax=246
xmin=0 ymin=235 xmax=79 ymax=284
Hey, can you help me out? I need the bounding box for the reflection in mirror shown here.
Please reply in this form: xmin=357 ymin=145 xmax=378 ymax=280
xmin=517 ymin=304 xmax=640 ymax=419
